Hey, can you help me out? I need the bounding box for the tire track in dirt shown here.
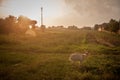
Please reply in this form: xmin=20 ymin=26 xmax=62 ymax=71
xmin=85 ymin=32 xmax=115 ymax=47
xmin=85 ymin=32 xmax=98 ymax=44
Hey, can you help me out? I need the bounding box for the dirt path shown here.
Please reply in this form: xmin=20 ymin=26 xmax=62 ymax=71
xmin=85 ymin=32 xmax=115 ymax=47
xmin=85 ymin=32 xmax=98 ymax=44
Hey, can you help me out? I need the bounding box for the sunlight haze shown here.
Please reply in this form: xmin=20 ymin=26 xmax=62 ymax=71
xmin=0 ymin=0 xmax=120 ymax=27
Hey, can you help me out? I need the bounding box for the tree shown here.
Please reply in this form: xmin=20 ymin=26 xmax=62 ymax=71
xmin=108 ymin=19 xmax=119 ymax=33
xmin=0 ymin=18 xmax=6 ymax=34
xmin=81 ymin=26 xmax=91 ymax=30
xmin=101 ymin=23 xmax=109 ymax=31
xmin=94 ymin=24 xmax=99 ymax=30
xmin=118 ymin=20 xmax=120 ymax=34
xmin=68 ymin=25 xmax=78 ymax=30
xmin=0 ymin=15 xmax=38 ymax=34
xmin=0 ymin=15 xmax=17 ymax=34
xmin=17 ymin=15 xmax=31 ymax=33
xmin=94 ymin=19 xmax=120 ymax=33
xmin=30 ymin=20 xmax=37 ymax=29
xmin=57 ymin=25 xmax=64 ymax=29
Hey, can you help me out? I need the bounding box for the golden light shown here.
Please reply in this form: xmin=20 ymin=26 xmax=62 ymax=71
xmin=29 ymin=25 xmax=32 ymax=29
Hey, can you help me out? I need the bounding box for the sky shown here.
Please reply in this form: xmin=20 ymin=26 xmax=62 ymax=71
xmin=0 ymin=0 xmax=120 ymax=27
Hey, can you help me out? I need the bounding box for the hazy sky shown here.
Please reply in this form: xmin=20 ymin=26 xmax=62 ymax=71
xmin=0 ymin=0 xmax=120 ymax=27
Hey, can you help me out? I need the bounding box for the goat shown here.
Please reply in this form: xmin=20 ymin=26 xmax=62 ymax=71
xmin=69 ymin=51 xmax=89 ymax=63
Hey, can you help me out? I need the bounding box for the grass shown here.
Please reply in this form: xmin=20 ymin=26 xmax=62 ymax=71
xmin=0 ymin=29 xmax=120 ymax=80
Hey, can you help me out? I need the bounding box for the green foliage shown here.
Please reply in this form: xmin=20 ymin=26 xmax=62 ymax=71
xmin=68 ymin=25 xmax=78 ymax=30
xmin=108 ymin=19 xmax=119 ymax=33
xmin=0 ymin=15 xmax=37 ymax=34
xmin=0 ymin=15 xmax=18 ymax=34
xmin=94 ymin=19 xmax=120 ymax=33
xmin=0 ymin=29 xmax=120 ymax=80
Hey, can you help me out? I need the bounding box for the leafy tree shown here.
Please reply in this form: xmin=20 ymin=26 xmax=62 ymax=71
xmin=108 ymin=19 xmax=119 ymax=33
xmin=0 ymin=18 xmax=5 ymax=34
xmin=57 ymin=25 xmax=64 ymax=29
xmin=68 ymin=25 xmax=78 ymax=30
xmin=118 ymin=19 xmax=120 ymax=34
xmin=30 ymin=20 xmax=37 ymax=29
xmin=81 ymin=26 xmax=91 ymax=30
xmin=0 ymin=15 xmax=38 ymax=34
xmin=0 ymin=15 xmax=17 ymax=34
xmin=94 ymin=19 xmax=119 ymax=33
xmin=94 ymin=24 xmax=99 ymax=30
xmin=101 ymin=23 xmax=109 ymax=31
xmin=17 ymin=15 xmax=31 ymax=33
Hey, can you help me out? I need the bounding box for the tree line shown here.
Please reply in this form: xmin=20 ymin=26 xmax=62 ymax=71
xmin=0 ymin=15 xmax=37 ymax=34
xmin=94 ymin=19 xmax=120 ymax=33
xmin=0 ymin=15 xmax=120 ymax=34
xmin=0 ymin=15 xmax=81 ymax=34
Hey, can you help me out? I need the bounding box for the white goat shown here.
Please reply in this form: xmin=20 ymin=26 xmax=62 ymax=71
xmin=69 ymin=52 xmax=89 ymax=63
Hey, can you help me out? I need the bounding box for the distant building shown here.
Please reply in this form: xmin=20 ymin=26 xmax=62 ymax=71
xmin=98 ymin=26 xmax=104 ymax=32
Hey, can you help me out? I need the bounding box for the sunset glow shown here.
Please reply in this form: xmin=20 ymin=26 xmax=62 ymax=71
xmin=0 ymin=0 xmax=120 ymax=79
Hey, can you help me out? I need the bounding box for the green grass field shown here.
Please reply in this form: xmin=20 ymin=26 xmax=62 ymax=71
xmin=0 ymin=29 xmax=120 ymax=80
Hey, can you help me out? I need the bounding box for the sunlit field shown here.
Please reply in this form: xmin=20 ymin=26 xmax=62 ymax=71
xmin=0 ymin=29 xmax=120 ymax=80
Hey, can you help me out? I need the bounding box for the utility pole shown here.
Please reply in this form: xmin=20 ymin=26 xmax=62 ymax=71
xmin=40 ymin=7 xmax=45 ymax=32
xmin=41 ymin=7 xmax=43 ymax=27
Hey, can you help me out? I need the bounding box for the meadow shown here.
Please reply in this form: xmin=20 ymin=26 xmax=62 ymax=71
xmin=0 ymin=29 xmax=120 ymax=80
